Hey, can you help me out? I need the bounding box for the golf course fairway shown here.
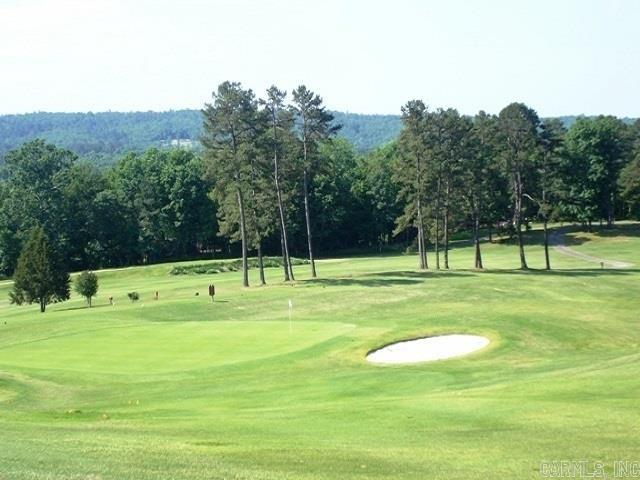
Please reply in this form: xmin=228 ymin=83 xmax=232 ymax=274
xmin=0 ymin=224 xmax=638 ymax=479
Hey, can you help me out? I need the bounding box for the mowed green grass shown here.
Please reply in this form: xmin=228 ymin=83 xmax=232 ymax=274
xmin=0 ymin=225 xmax=639 ymax=479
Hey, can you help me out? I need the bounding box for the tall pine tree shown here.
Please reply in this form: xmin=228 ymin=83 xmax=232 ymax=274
xmin=394 ymin=100 xmax=429 ymax=270
xmin=202 ymin=82 xmax=259 ymax=287
xmin=291 ymin=85 xmax=340 ymax=278
xmin=498 ymin=103 xmax=541 ymax=269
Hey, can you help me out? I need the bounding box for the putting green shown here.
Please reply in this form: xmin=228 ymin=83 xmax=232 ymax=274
xmin=0 ymin=320 xmax=354 ymax=374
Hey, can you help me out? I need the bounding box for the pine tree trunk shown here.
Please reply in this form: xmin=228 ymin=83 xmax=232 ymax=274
xmin=303 ymin=169 xmax=317 ymax=278
xmin=236 ymin=188 xmax=249 ymax=287
xmin=274 ymin=150 xmax=292 ymax=282
xmin=416 ymin=197 xmax=427 ymax=270
xmin=421 ymin=225 xmax=428 ymax=269
xmin=434 ymin=177 xmax=441 ymax=270
xmin=279 ymin=230 xmax=290 ymax=281
xmin=474 ymin=210 xmax=483 ymax=269
xmin=257 ymin=241 xmax=265 ymax=285
xmin=416 ymin=226 xmax=424 ymax=269
xmin=420 ymin=224 xmax=427 ymax=269
xmin=516 ymin=219 xmax=529 ymax=270
xmin=516 ymin=219 xmax=527 ymax=269
xmin=288 ymin=252 xmax=295 ymax=281
xmin=543 ymin=219 xmax=550 ymax=270
xmin=89 ymin=296 xmax=92 ymax=308
xmin=514 ymin=173 xmax=528 ymax=269
xmin=40 ymin=298 xmax=45 ymax=313
xmin=443 ymin=181 xmax=450 ymax=269
xmin=607 ymin=192 xmax=614 ymax=228
xmin=434 ymin=218 xmax=440 ymax=270
xmin=421 ymin=220 xmax=428 ymax=269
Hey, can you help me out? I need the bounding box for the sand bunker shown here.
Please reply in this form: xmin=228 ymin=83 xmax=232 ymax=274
xmin=366 ymin=334 xmax=489 ymax=364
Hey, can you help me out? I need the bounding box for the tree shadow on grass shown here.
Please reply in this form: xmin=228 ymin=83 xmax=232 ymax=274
xmin=360 ymin=267 xmax=638 ymax=278
xmin=303 ymin=268 xmax=637 ymax=288
xmin=55 ymin=303 xmax=113 ymax=312
xmin=559 ymin=223 xmax=640 ymax=246
xmin=362 ymin=270 xmax=477 ymax=279
xmin=591 ymin=223 xmax=640 ymax=237
xmin=301 ymin=277 xmax=424 ymax=288
xmin=302 ymin=270 xmax=476 ymax=288
xmin=477 ymin=268 xmax=640 ymax=277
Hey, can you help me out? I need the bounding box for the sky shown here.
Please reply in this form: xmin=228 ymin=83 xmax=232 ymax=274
xmin=1 ymin=0 xmax=639 ymax=117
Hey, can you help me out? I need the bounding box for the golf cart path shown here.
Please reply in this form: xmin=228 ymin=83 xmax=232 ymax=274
xmin=551 ymin=229 xmax=634 ymax=269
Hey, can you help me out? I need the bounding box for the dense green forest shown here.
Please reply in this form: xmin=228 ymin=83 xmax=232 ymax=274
xmin=3 ymin=110 xmax=636 ymax=168
xmin=1 ymin=82 xmax=639 ymax=285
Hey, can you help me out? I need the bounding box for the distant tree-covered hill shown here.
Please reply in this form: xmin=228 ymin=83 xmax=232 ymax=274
xmin=330 ymin=111 xmax=401 ymax=151
xmin=0 ymin=110 xmax=203 ymax=167
xmin=1 ymin=110 xmax=635 ymax=166
xmin=0 ymin=109 xmax=401 ymax=166
xmin=554 ymin=115 xmax=637 ymax=129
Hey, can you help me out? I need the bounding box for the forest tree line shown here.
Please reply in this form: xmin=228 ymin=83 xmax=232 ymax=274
xmin=1 ymin=82 xmax=639 ymax=284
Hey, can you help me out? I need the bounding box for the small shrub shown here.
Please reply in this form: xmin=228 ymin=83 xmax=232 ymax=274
xmin=127 ymin=292 xmax=140 ymax=302
xmin=75 ymin=271 xmax=99 ymax=307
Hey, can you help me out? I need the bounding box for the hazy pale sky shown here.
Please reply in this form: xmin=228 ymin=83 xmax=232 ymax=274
xmin=1 ymin=0 xmax=639 ymax=116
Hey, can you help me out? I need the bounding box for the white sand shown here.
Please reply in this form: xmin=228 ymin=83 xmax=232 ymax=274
xmin=366 ymin=334 xmax=489 ymax=364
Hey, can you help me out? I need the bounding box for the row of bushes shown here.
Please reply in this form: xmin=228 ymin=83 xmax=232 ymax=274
xmin=169 ymin=257 xmax=309 ymax=275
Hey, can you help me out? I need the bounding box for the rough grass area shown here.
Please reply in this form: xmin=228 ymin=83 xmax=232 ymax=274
xmin=0 ymin=224 xmax=638 ymax=479
xmin=169 ymin=256 xmax=309 ymax=275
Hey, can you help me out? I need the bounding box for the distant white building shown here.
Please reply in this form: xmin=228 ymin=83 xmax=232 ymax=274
xmin=169 ymin=138 xmax=194 ymax=149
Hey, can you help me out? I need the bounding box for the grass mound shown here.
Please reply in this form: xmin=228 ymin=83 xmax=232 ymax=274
xmin=169 ymin=256 xmax=309 ymax=275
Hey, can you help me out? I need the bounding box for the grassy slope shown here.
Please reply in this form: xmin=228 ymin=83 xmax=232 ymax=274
xmin=0 ymin=225 xmax=638 ymax=479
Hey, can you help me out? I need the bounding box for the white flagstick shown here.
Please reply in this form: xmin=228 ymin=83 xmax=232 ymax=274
xmin=288 ymin=299 xmax=293 ymax=332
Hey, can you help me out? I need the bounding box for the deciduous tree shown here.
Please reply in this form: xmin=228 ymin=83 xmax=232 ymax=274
xmin=75 ymin=271 xmax=99 ymax=307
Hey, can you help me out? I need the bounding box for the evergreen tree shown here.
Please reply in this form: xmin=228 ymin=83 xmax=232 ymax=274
xmin=11 ymin=226 xmax=70 ymax=313
xmin=498 ymin=103 xmax=541 ymax=269
xmin=462 ymin=111 xmax=501 ymax=269
xmin=394 ymin=100 xmax=429 ymax=270
xmin=434 ymin=109 xmax=470 ymax=269
xmin=261 ymin=86 xmax=296 ymax=281
xmin=535 ymin=118 xmax=566 ymax=269
xmin=291 ymin=85 xmax=340 ymax=278
xmin=202 ymin=82 xmax=259 ymax=287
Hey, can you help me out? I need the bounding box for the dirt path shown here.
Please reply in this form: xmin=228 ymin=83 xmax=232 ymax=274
xmin=551 ymin=230 xmax=634 ymax=269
